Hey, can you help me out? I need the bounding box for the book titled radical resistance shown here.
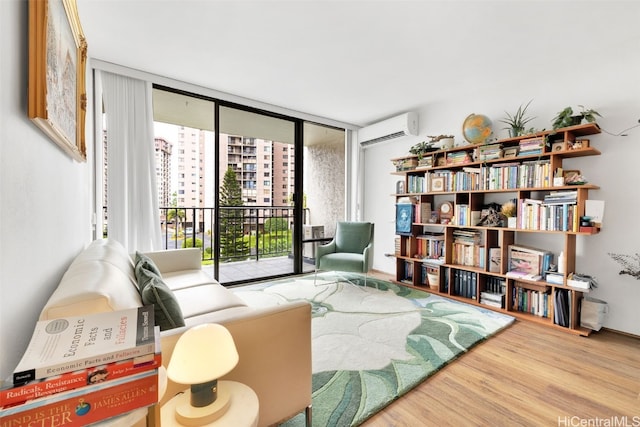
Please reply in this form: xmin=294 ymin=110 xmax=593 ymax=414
xmin=13 ymin=306 xmax=156 ymax=386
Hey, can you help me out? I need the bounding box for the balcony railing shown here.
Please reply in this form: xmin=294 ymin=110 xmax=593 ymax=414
xmin=159 ymin=205 xmax=295 ymax=263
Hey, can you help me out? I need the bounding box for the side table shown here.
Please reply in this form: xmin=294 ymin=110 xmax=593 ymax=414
xmin=161 ymin=381 xmax=259 ymax=427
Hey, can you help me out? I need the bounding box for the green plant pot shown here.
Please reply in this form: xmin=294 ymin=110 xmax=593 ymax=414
xmin=569 ymin=116 xmax=582 ymax=126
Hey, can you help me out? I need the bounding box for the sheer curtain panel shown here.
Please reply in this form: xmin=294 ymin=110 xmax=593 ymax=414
xmin=98 ymin=71 xmax=161 ymax=252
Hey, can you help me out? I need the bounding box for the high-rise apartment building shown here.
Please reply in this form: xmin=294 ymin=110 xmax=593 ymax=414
xmin=151 ymin=125 xmax=294 ymax=231
xmin=154 ymin=137 xmax=172 ymax=209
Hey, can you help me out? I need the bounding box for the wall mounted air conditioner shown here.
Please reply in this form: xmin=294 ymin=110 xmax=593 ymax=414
xmin=358 ymin=111 xmax=419 ymax=147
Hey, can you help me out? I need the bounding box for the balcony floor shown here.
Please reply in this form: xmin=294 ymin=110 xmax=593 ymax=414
xmin=203 ymin=256 xmax=316 ymax=284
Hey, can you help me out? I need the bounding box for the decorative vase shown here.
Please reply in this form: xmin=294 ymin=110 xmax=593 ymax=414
xmin=440 ymin=137 xmax=454 ymax=149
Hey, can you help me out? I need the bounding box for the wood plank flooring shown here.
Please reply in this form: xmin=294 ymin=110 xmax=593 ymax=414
xmin=363 ymin=272 xmax=640 ymax=427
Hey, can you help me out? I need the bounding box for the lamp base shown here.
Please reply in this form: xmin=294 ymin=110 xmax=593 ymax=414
xmin=174 ymin=386 xmax=231 ymax=426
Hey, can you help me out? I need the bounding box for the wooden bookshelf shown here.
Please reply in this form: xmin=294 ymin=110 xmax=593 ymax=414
xmin=392 ymin=123 xmax=602 ymax=336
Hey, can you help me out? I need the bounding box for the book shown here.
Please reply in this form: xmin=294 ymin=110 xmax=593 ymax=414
xmin=0 ymin=369 xmax=158 ymax=426
xmin=2 ymin=348 xmax=161 ymax=408
xmin=13 ymin=306 xmax=156 ymax=386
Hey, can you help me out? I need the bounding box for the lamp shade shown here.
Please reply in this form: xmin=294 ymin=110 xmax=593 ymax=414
xmin=167 ymin=324 xmax=239 ymax=385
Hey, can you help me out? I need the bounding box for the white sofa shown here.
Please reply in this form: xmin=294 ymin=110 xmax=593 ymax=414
xmin=38 ymin=239 xmax=312 ymax=427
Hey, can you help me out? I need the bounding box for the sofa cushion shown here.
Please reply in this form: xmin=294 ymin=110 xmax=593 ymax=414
xmin=140 ymin=272 xmax=186 ymax=331
xmin=171 ymin=283 xmax=247 ymax=319
xmin=161 ymin=270 xmax=223 ymax=291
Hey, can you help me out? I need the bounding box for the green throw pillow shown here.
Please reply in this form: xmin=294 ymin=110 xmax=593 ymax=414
xmin=134 ymin=252 xmax=162 ymax=290
xmin=139 ymin=273 xmax=185 ymax=331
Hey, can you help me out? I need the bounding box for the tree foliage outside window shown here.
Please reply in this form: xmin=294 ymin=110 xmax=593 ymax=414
xmin=264 ymin=217 xmax=289 ymax=233
xmin=219 ymin=167 xmax=249 ymax=261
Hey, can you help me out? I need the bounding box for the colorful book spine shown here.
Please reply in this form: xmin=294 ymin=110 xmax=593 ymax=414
xmin=0 ymin=370 xmax=158 ymax=427
xmin=1 ymin=352 xmax=161 ymax=408
xmin=13 ymin=306 xmax=156 ymax=385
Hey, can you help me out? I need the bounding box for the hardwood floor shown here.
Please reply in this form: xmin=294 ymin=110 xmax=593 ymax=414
xmin=364 ymin=321 xmax=640 ymax=426
xmin=363 ymin=272 xmax=640 ymax=427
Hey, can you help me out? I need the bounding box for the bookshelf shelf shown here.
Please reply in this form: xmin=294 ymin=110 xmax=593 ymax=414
xmin=391 ymin=122 xmax=601 ymax=336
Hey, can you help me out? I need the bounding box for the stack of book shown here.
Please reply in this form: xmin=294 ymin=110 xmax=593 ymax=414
xmin=517 ymin=137 xmax=545 ymax=156
xmin=445 ymin=150 xmax=472 ymax=165
xmin=480 ymin=291 xmax=505 ymax=309
xmin=475 ymin=143 xmax=503 ymax=161
xmin=452 ymin=229 xmax=485 ymax=268
xmin=481 ymin=276 xmax=506 ymax=308
xmin=543 ymin=190 xmax=578 ymax=205
xmin=0 ymin=306 xmax=161 ymax=426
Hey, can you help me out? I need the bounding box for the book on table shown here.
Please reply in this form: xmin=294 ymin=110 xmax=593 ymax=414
xmin=2 ymin=327 xmax=161 ymax=408
xmin=12 ymin=306 xmax=156 ymax=386
xmin=0 ymin=369 xmax=158 ymax=427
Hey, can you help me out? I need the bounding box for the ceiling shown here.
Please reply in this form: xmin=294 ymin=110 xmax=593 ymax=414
xmin=76 ymin=1 xmax=640 ymax=128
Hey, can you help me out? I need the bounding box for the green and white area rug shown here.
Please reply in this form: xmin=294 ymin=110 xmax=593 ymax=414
xmin=232 ymin=272 xmax=515 ymax=427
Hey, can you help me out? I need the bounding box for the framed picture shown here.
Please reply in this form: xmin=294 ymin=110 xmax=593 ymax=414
xmin=431 ymin=176 xmax=445 ymax=192
xmin=396 ymin=180 xmax=405 ymax=194
xmin=28 ymin=0 xmax=88 ymax=161
xmin=568 ymin=139 xmax=589 ymax=150
xmin=395 ymin=203 xmax=414 ymax=235
xmin=563 ymin=170 xmax=581 ymax=180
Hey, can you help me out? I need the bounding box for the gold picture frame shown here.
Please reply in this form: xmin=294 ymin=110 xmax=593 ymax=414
xmin=29 ymin=0 xmax=87 ymax=161
xmin=431 ymin=176 xmax=445 ymax=192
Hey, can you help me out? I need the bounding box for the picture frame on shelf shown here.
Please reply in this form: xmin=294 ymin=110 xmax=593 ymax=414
xmin=29 ymin=0 xmax=88 ymax=162
xmin=431 ymin=177 xmax=445 ymax=192
xmin=395 ymin=203 xmax=414 ymax=235
xmin=568 ymin=139 xmax=590 ymax=150
xmin=396 ymin=180 xmax=405 ymax=194
xmin=563 ymin=170 xmax=581 ymax=181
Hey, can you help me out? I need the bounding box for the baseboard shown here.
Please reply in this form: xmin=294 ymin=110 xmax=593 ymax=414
xmin=600 ymin=327 xmax=640 ymax=340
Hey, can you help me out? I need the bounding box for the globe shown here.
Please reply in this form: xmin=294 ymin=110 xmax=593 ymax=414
xmin=462 ymin=114 xmax=493 ymax=144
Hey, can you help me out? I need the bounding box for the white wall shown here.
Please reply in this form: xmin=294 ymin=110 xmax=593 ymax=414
xmin=0 ymin=1 xmax=92 ymax=379
xmin=362 ymin=43 xmax=640 ymax=336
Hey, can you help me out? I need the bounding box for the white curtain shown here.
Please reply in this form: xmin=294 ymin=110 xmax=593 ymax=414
xmin=98 ymin=71 xmax=161 ymax=252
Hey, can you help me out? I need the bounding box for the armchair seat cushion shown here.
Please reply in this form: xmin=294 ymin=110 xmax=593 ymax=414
xmin=315 ymin=222 xmax=374 ymax=275
xmin=318 ymin=253 xmax=365 ymax=272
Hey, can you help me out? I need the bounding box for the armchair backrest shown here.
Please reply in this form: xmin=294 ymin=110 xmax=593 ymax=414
xmin=334 ymin=222 xmax=374 ymax=254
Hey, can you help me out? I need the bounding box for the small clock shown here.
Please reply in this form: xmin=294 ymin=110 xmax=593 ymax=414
xmin=439 ymin=202 xmax=454 ymax=224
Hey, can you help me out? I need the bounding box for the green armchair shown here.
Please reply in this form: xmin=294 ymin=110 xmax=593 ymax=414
xmin=315 ymin=221 xmax=374 ymax=286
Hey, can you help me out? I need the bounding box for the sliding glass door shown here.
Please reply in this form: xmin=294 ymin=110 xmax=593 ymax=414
xmin=151 ymin=87 xmax=306 ymax=285
xmin=216 ymin=105 xmax=300 ymax=283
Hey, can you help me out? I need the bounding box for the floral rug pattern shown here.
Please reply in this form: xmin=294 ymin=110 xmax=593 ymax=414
xmin=232 ymin=272 xmax=515 ymax=426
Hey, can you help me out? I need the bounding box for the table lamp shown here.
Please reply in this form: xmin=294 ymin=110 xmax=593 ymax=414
xmin=167 ymin=324 xmax=239 ymax=426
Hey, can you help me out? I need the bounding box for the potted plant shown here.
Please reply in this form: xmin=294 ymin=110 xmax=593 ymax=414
xmin=500 ymin=100 xmax=536 ymax=137
xmin=552 ymin=105 xmax=602 ymax=130
xmin=501 ymin=200 xmax=517 ymax=228
xmin=409 ymin=139 xmax=439 ymax=159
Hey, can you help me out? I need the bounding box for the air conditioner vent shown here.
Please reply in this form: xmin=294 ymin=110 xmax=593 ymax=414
xmin=358 ymin=112 xmax=418 ymax=147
